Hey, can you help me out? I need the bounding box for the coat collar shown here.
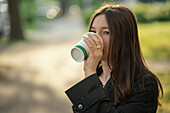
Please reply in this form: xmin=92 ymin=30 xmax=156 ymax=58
xmin=96 ymin=66 xmax=115 ymax=103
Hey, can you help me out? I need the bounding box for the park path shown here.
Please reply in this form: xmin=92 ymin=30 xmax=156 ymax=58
xmin=0 ymin=14 xmax=169 ymax=113
xmin=0 ymin=15 xmax=85 ymax=113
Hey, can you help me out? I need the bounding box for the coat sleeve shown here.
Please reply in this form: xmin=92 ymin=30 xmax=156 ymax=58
xmin=65 ymin=74 xmax=158 ymax=113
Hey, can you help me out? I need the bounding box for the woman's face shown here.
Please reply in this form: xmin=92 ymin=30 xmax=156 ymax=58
xmin=90 ymin=14 xmax=110 ymax=61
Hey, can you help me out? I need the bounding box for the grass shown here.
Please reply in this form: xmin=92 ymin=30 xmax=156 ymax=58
xmin=157 ymin=73 xmax=170 ymax=113
xmin=138 ymin=21 xmax=170 ymax=59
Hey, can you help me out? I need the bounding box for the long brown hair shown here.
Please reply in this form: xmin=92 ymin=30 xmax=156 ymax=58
xmin=88 ymin=4 xmax=163 ymax=105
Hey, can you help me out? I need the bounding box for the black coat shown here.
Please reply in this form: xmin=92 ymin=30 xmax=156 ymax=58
xmin=65 ymin=68 xmax=159 ymax=113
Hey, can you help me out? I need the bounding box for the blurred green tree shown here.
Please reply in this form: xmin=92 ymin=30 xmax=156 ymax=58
xmin=7 ymin=0 xmax=24 ymax=40
xmin=20 ymin=0 xmax=37 ymax=28
xmin=139 ymin=0 xmax=166 ymax=3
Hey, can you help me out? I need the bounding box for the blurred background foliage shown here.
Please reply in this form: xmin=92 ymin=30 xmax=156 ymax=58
xmin=14 ymin=0 xmax=170 ymax=32
xmin=132 ymin=2 xmax=170 ymax=23
xmin=0 ymin=0 xmax=169 ymax=113
xmin=138 ymin=21 xmax=170 ymax=59
xmin=20 ymin=0 xmax=37 ymax=29
xmin=81 ymin=1 xmax=170 ymax=25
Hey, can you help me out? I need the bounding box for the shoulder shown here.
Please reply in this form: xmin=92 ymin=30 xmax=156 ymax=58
xmin=140 ymin=73 xmax=158 ymax=90
xmin=135 ymin=73 xmax=158 ymax=88
xmin=133 ymin=73 xmax=159 ymax=100
xmin=118 ymin=73 xmax=159 ymax=113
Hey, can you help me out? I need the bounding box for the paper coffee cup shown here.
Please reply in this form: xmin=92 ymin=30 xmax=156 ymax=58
xmin=71 ymin=32 xmax=98 ymax=62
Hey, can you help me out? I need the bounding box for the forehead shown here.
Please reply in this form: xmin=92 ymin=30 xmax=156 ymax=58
xmin=92 ymin=14 xmax=108 ymax=28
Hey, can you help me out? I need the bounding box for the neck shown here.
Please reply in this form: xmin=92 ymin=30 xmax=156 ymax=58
xmin=101 ymin=60 xmax=111 ymax=80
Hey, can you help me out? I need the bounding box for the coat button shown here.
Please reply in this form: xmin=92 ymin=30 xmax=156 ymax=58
xmin=77 ymin=104 xmax=83 ymax=110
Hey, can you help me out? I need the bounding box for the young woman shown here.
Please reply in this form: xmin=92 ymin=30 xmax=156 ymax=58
xmin=65 ymin=4 xmax=163 ymax=113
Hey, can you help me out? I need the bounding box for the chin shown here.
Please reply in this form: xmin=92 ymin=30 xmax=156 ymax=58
xmin=101 ymin=55 xmax=107 ymax=61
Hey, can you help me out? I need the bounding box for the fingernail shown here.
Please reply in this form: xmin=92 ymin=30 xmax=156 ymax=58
xmin=83 ymin=37 xmax=86 ymax=40
xmin=87 ymin=33 xmax=91 ymax=37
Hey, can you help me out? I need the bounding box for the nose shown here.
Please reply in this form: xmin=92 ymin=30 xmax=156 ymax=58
xmin=96 ymin=31 xmax=102 ymax=37
xmin=96 ymin=31 xmax=100 ymax=35
xmin=96 ymin=31 xmax=103 ymax=39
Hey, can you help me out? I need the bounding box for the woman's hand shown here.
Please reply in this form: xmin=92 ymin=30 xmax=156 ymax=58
xmin=83 ymin=33 xmax=104 ymax=77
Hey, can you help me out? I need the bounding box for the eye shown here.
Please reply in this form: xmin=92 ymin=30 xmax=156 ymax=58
xmin=104 ymin=31 xmax=109 ymax=35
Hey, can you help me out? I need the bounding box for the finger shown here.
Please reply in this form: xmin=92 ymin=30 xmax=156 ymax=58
xmin=87 ymin=33 xmax=103 ymax=43
xmin=94 ymin=33 xmax=103 ymax=45
xmin=83 ymin=36 xmax=93 ymax=49
xmin=88 ymin=33 xmax=103 ymax=49
xmin=84 ymin=36 xmax=97 ymax=49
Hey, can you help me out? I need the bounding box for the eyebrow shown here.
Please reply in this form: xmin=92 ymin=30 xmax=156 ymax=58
xmin=90 ymin=27 xmax=109 ymax=29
